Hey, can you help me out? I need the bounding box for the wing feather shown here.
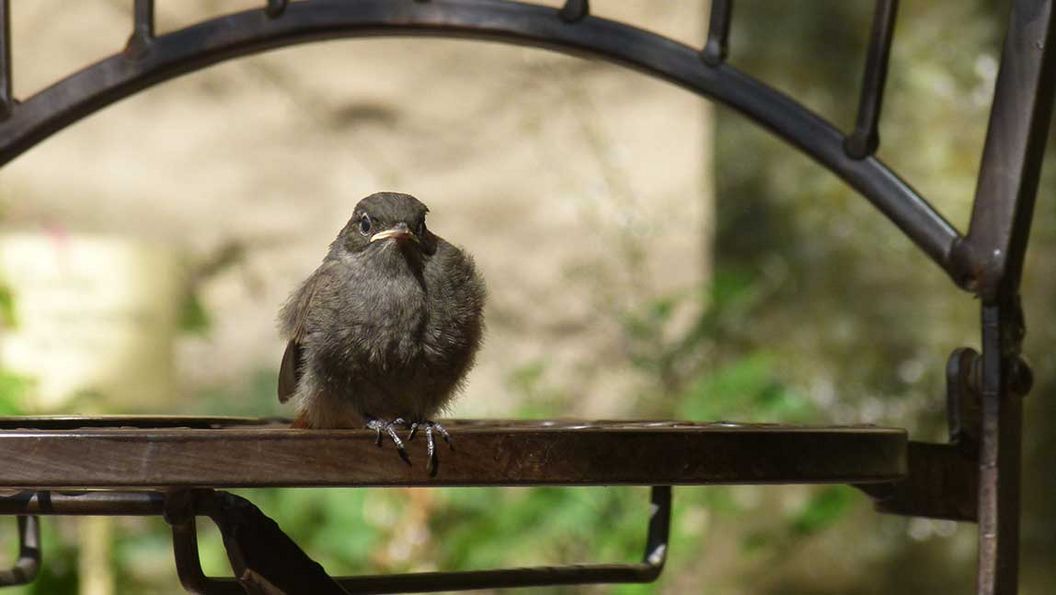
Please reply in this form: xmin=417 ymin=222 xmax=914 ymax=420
xmin=276 ymin=267 xmax=329 ymax=403
xmin=277 ymin=340 xmax=302 ymax=403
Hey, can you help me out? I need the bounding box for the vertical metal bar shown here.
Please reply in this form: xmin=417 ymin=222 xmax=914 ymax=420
xmin=126 ymin=0 xmax=155 ymax=57
xmin=952 ymin=0 xmax=1056 ymax=297
xmin=701 ymin=0 xmax=732 ymax=66
xmin=962 ymin=2 xmax=1056 ymax=592
xmin=0 ymin=0 xmax=12 ymax=120
xmin=844 ymin=0 xmax=899 ymax=159
xmin=641 ymin=486 xmax=671 ymax=573
xmin=134 ymin=0 xmax=154 ymax=39
xmin=978 ymin=300 xmax=1026 ymax=595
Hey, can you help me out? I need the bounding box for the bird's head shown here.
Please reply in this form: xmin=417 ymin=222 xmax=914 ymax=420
xmin=335 ymin=192 xmax=438 ymax=257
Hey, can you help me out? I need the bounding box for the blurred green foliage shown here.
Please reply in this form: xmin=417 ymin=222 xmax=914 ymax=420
xmin=0 ymin=282 xmax=17 ymax=329
xmin=178 ymin=291 xmax=212 ymax=336
xmin=0 ymin=373 xmax=29 ymax=415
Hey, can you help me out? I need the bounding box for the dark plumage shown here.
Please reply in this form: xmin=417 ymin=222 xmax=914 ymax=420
xmin=278 ymin=192 xmax=485 ymax=471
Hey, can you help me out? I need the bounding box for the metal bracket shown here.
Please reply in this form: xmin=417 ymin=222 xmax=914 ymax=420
xmin=165 ymin=487 xmax=671 ymax=594
xmin=947 ymin=347 xmax=983 ymax=449
xmin=857 ymin=347 xmax=985 ymax=521
xmin=859 ymin=440 xmax=978 ymax=522
xmin=857 ymin=336 xmax=1032 ymax=524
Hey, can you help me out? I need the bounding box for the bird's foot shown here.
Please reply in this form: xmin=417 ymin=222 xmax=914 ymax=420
xmin=366 ymin=417 xmax=411 ymax=466
xmin=407 ymin=421 xmax=454 ymax=477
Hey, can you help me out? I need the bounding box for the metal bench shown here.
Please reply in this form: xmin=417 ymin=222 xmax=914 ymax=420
xmin=1 ymin=1 xmax=1052 ymax=593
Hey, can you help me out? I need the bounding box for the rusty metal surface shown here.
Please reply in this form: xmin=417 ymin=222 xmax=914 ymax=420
xmin=0 ymin=0 xmax=962 ymax=277
xmin=0 ymin=418 xmax=905 ymax=488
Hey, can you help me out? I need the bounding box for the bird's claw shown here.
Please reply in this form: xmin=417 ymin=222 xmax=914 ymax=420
xmin=366 ymin=417 xmax=411 ymax=466
xmin=407 ymin=421 xmax=454 ymax=476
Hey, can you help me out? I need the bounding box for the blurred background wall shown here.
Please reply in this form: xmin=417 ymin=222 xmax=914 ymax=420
xmin=0 ymin=0 xmax=1053 ymax=594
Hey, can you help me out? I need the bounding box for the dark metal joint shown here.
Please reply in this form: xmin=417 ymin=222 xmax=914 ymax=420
xmin=558 ymin=0 xmax=589 ymax=23
xmin=843 ymin=131 xmax=879 ymax=160
xmin=945 ymin=238 xmax=979 ymax=294
xmin=1008 ymin=356 xmax=1033 ymax=397
xmin=127 ymin=0 xmax=155 ymax=60
xmin=162 ymin=489 xmax=200 ymax=527
xmin=700 ymin=41 xmax=726 ymax=67
xmin=266 ymin=0 xmax=289 ymax=19
xmin=123 ymin=34 xmax=154 ymax=61
xmin=701 ymin=0 xmax=732 ymax=67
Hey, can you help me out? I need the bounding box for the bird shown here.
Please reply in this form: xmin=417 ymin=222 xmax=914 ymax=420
xmin=278 ymin=192 xmax=485 ymax=474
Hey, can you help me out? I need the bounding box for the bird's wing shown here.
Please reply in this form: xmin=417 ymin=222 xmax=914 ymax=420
xmin=277 ymin=267 xmax=329 ymax=403
xmin=277 ymin=340 xmax=302 ymax=404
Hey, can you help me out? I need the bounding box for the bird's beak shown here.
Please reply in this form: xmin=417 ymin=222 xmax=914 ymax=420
xmin=370 ymin=223 xmax=417 ymax=244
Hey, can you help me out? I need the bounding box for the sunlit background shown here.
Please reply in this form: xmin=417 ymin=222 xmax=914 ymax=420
xmin=0 ymin=0 xmax=1053 ymax=593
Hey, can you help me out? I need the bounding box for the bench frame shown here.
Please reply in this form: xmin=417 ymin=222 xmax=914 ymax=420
xmin=1 ymin=1 xmax=1053 ymax=593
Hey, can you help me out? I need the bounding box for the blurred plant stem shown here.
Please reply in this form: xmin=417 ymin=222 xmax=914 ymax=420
xmin=77 ymin=518 xmax=113 ymax=595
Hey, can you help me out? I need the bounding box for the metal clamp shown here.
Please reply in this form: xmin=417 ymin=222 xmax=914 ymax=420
xmin=166 ymin=486 xmax=671 ymax=594
xmin=856 ymin=347 xmax=983 ymax=522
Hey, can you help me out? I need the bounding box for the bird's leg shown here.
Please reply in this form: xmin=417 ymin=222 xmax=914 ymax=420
xmin=407 ymin=421 xmax=454 ymax=476
xmin=366 ymin=417 xmax=411 ymax=465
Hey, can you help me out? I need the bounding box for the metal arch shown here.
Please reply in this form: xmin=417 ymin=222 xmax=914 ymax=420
xmin=0 ymin=0 xmax=963 ymax=279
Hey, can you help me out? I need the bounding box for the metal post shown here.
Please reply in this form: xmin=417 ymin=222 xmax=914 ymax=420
xmin=977 ymin=300 xmax=1027 ymax=594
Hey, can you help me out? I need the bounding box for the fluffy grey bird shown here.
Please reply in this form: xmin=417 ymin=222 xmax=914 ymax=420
xmin=278 ymin=192 xmax=485 ymax=473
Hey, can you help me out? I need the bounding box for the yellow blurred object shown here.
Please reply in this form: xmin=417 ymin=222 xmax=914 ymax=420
xmin=79 ymin=517 xmax=114 ymax=595
xmin=0 ymin=233 xmax=183 ymax=411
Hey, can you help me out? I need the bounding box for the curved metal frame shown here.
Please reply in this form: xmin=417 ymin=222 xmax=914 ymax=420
xmin=1 ymin=1 xmax=1054 ymax=594
xmin=0 ymin=0 xmax=961 ymax=277
xmin=162 ymin=487 xmax=670 ymax=594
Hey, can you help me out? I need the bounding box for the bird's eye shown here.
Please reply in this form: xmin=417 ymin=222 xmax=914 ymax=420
xmin=359 ymin=215 xmax=372 ymax=236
